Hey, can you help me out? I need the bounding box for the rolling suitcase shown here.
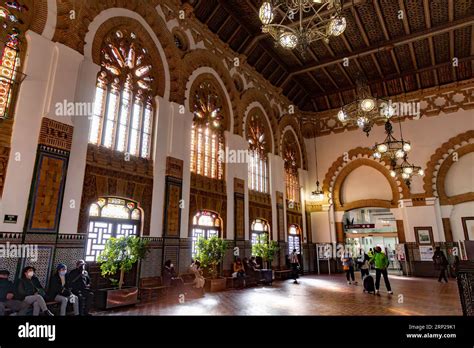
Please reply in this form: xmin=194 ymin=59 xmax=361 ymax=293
xmin=363 ymin=275 xmax=375 ymax=294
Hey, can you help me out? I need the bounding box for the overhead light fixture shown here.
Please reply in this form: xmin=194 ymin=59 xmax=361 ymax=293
xmin=310 ymin=121 xmax=324 ymax=202
xmin=372 ymin=120 xmax=412 ymax=164
xmin=337 ymin=75 xmax=393 ymax=136
xmin=258 ymin=0 xmax=346 ymax=53
xmin=390 ymin=154 xmax=424 ymax=188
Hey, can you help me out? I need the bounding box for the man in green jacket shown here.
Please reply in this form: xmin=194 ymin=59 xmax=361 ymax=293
xmin=370 ymin=246 xmax=393 ymax=295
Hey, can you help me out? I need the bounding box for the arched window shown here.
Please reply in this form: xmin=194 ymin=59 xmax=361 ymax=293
xmin=283 ymin=131 xmax=301 ymax=203
xmin=191 ymin=210 xmax=221 ymax=257
xmin=0 ymin=29 xmax=20 ymax=119
xmin=288 ymin=224 xmax=301 ymax=255
xmin=190 ymin=79 xmax=225 ymax=180
xmin=251 ymin=218 xmax=269 ymax=247
xmin=85 ymin=197 xmax=142 ymax=262
xmin=88 ymin=29 xmax=156 ymax=159
xmin=247 ymin=112 xmax=270 ymax=193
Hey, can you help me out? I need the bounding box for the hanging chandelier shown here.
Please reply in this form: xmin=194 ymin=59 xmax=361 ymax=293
xmin=310 ymin=122 xmax=324 ymax=201
xmin=389 ymin=154 xmax=424 ymax=188
xmin=337 ymin=75 xmax=394 ymax=136
xmin=258 ymin=0 xmax=346 ymax=52
xmin=373 ymin=120 xmax=411 ymax=164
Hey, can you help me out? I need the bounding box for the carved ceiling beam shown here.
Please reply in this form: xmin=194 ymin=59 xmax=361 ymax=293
xmin=423 ymin=0 xmax=439 ymax=85
xmin=309 ymin=55 xmax=474 ymax=98
xmin=289 ymin=16 xmax=474 ymax=75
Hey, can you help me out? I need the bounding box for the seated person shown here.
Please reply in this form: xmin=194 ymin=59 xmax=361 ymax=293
xmin=249 ymin=257 xmax=261 ymax=271
xmin=232 ymin=258 xmax=246 ymax=278
xmin=163 ymin=260 xmax=184 ymax=295
xmin=0 ymin=270 xmax=29 ymax=316
xmin=189 ymin=260 xmax=205 ymax=289
xmin=48 ymin=264 xmax=79 ymax=316
xmin=15 ymin=267 xmax=53 ymax=316
xmin=67 ymin=260 xmax=94 ymax=316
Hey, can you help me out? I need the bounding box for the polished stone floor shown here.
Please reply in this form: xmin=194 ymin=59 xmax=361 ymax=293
xmin=94 ymin=273 xmax=462 ymax=316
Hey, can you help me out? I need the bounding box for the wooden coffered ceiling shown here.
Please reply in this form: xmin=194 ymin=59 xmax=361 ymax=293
xmin=185 ymin=0 xmax=474 ymax=112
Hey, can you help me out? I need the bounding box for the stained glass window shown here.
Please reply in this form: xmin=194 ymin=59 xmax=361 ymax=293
xmin=88 ymin=29 xmax=155 ymax=159
xmin=247 ymin=114 xmax=269 ymax=193
xmin=284 ymin=137 xmax=300 ymax=202
xmin=288 ymin=224 xmax=301 ymax=254
xmin=191 ymin=211 xmax=221 ymax=257
xmin=190 ymin=80 xmax=224 ymax=180
xmin=0 ymin=23 xmax=22 ymax=120
xmin=251 ymin=218 xmax=269 ymax=247
xmin=85 ymin=197 xmax=142 ymax=261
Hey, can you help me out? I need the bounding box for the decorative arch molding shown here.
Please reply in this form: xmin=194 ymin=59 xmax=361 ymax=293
xmin=424 ymin=130 xmax=474 ymax=205
xmin=239 ymin=88 xmax=278 ymax=142
xmin=89 ymin=17 xmax=166 ymax=98
xmin=322 ymin=147 xmax=410 ymax=211
xmin=278 ymin=115 xmax=308 ymax=170
xmin=179 ymin=49 xmax=240 ymax=128
xmin=53 ymin=1 xmax=179 ymax=101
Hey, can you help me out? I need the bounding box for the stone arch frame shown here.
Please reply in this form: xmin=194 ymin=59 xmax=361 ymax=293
xmin=53 ymin=1 xmax=180 ymax=101
xmin=179 ymin=49 xmax=240 ymax=130
xmin=239 ymin=88 xmax=278 ymax=143
xmin=322 ymin=147 xmax=410 ymax=211
xmin=278 ymin=115 xmax=308 ymax=170
xmin=242 ymin=104 xmax=275 ymax=155
xmin=424 ymin=130 xmax=474 ymax=205
xmin=186 ymin=72 xmax=232 ymax=133
xmin=89 ymin=17 xmax=167 ymax=98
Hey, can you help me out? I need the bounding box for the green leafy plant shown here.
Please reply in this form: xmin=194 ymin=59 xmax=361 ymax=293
xmin=252 ymin=234 xmax=279 ymax=269
xmin=97 ymin=235 xmax=149 ymax=289
xmin=195 ymin=236 xmax=227 ymax=279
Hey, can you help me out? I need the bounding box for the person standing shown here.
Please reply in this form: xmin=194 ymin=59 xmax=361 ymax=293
xmin=357 ymin=251 xmax=370 ymax=278
xmin=370 ymin=247 xmax=393 ymax=295
xmin=290 ymin=249 xmax=300 ymax=284
xmin=432 ymin=247 xmax=449 ymax=283
xmin=67 ymin=260 xmax=94 ymax=316
xmin=15 ymin=267 xmax=54 ymax=316
xmin=48 ymin=264 xmax=79 ymax=316
xmin=0 ymin=270 xmax=30 ymax=316
xmin=342 ymin=252 xmax=357 ymax=285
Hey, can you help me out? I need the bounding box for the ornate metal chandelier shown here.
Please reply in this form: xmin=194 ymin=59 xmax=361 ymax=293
xmin=310 ymin=121 xmax=324 ymax=201
xmin=373 ymin=120 xmax=411 ymax=163
xmin=337 ymin=75 xmax=394 ymax=136
xmin=389 ymin=154 xmax=424 ymax=188
xmin=258 ymin=0 xmax=346 ymax=52
xmin=372 ymin=117 xmax=423 ymax=187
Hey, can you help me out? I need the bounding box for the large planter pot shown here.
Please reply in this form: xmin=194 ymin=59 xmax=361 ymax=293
xmin=204 ymin=277 xmax=226 ymax=292
xmin=96 ymin=286 xmax=139 ymax=310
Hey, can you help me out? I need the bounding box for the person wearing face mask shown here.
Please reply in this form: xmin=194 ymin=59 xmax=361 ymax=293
xmin=15 ymin=266 xmax=54 ymax=316
xmin=0 ymin=270 xmax=30 ymax=316
xmin=67 ymin=260 xmax=94 ymax=316
xmin=47 ymin=264 xmax=79 ymax=316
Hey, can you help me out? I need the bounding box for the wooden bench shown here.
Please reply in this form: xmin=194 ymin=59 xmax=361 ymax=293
xmin=274 ymin=269 xmax=292 ymax=280
xmin=138 ymin=277 xmax=169 ymax=302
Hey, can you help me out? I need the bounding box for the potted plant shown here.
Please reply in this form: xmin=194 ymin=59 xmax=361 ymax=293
xmin=195 ymin=236 xmax=227 ymax=292
xmin=96 ymin=235 xmax=149 ymax=309
xmin=252 ymin=234 xmax=279 ymax=284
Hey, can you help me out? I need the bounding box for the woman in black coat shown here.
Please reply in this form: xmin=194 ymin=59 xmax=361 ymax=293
xmin=16 ymin=266 xmax=53 ymax=316
xmin=48 ymin=264 xmax=79 ymax=316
